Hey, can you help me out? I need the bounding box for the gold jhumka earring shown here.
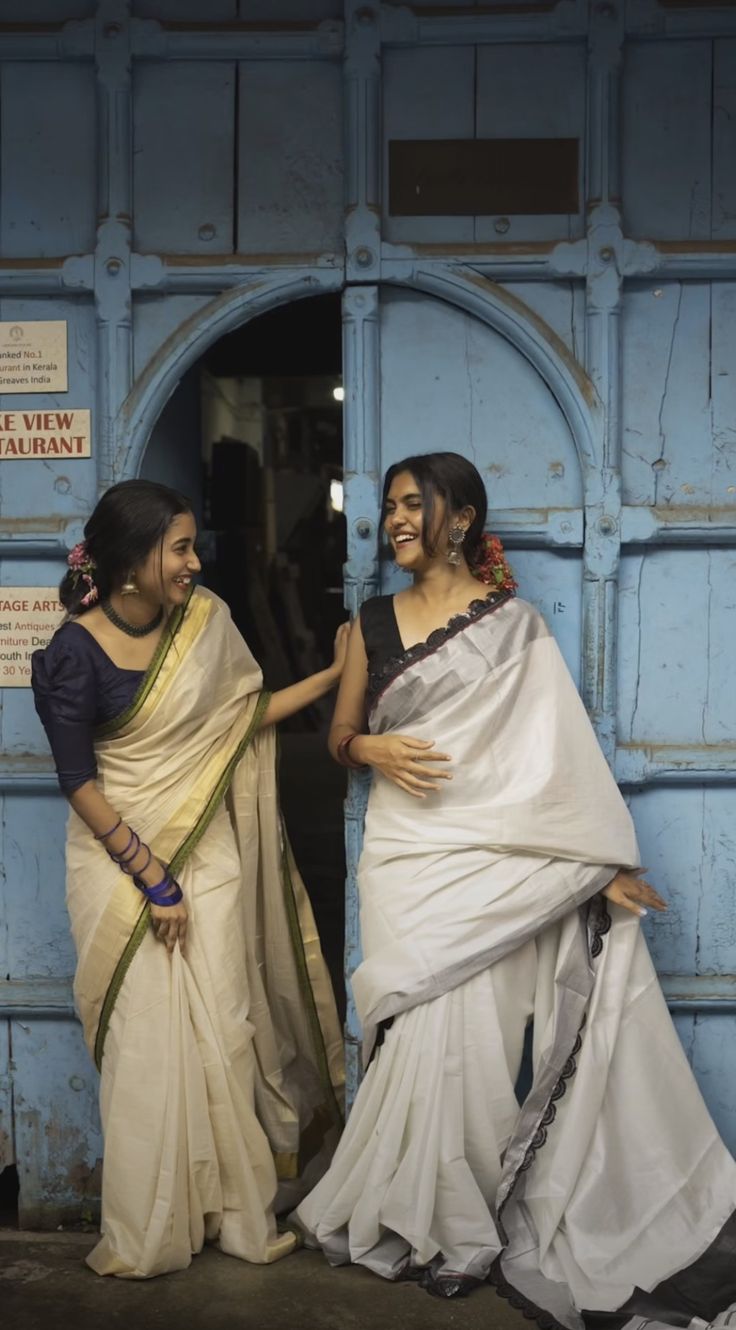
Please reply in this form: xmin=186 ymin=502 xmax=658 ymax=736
xmin=120 ymin=572 xmax=140 ymax=596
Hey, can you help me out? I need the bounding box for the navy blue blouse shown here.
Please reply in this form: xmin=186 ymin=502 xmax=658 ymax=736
xmin=32 ymin=621 xmax=144 ymax=795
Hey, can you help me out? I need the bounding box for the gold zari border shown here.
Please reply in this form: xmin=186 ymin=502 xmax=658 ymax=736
xmin=93 ymin=689 xmax=271 ymax=1069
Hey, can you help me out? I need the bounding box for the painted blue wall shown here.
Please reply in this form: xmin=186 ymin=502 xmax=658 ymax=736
xmin=1 ymin=0 xmax=735 ymax=1223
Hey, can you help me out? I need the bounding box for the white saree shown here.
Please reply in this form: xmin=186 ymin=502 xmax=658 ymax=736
xmin=64 ymin=587 xmax=343 ymax=1278
xmin=295 ymin=594 xmax=736 ymax=1329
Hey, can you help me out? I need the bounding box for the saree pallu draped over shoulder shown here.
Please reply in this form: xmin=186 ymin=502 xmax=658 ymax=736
xmin=295 ymin=596 xmax=736 ymax=1330
xmin=66 ymin=587 xmax=343 ymax=1278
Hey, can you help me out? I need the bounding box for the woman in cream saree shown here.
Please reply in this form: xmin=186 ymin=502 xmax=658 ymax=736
xmin=294 ymin=452 xmax=736 ymax=1330
xmin=32 ymin=481 xmax=343 ymax=1278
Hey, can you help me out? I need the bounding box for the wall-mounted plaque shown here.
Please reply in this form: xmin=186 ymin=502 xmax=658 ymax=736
xmin=0 ymin=588 xmax=64 ymax=687
xmin=389 ymin=138 xmax=580 ymax=217
xmin=0 ymin=408 xmax=91 ymax=459
xmin=0 ymin=320 xmax=68 ymax=394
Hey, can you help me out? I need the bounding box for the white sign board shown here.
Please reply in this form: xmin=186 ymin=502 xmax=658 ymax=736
xmin=0 ymin=408 xmax=91 ymax=459
xmin=0 ymin=588 xmax=64 ymax=687
xmin=0 ymin=320 xmax=68 ymax=393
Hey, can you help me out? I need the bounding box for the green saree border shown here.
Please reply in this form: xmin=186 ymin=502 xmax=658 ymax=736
xmin=93 ymin=689 xmax=272 ymax=1070
xmin=279 ymin=833 xmax=344 ymax=1130
xmin=93 ymin=590 xmax=191 ymax=741
xmin=93 ymin=898 xmax=151 ymax=1070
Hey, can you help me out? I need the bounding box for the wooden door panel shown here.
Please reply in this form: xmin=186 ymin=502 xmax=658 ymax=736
xmin=622 ymin=41 xmax=712 ymax=240
xmin=237 ymin=60 xmax=343 ymax=254
xmin=617 ymin=550 xmax=736 ymax=745
xmin=133 ymin=63 xmax=236 ymax=255
xmin=0 ymin=64 xmax=97 ymax=258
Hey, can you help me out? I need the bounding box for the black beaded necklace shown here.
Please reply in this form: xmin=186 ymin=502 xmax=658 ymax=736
xmin=101 ymin=598 xmax=164 ymax=638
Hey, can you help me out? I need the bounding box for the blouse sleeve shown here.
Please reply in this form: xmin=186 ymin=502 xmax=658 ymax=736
xmin=360 ymin=596 xmax=401 ymax=676
xmin=31 ymin=628 xmax=98 ymax=795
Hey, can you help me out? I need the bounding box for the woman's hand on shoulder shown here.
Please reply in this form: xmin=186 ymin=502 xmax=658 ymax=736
xmin=602 ymin=868 xmax=667 ymax=918
xmin=329 ymin=621 xmax=351 ymax=683
xmin=352 ymin=733 xmax=453 ymax=799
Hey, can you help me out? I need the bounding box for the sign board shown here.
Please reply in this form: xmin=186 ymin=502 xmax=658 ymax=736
xmin=0 ymin=320 xmax=68 ymax=393
xmin=0 ymin=588 xmax=64 ymax=687
xmin=0 ymin=408 xmax=91 ymax=459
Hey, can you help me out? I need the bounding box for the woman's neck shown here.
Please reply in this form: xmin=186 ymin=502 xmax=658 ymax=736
xmin=107 ymin=589 xmax=164 ymax=627
xmin=409 ymin=561 xmax=480 ymax=604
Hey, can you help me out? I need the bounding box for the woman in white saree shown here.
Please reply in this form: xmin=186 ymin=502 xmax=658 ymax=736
xmin=294 ymin=452 xmax=736 ymax=1329
xmin=32 ymin=480 xmax=344 ymax=1279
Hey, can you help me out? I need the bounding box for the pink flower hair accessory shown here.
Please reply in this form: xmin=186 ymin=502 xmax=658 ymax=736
xmin=67 ymin=540 xmax=99 ymax=607
xmin=471 ymin=532 xmax=517 ymax=593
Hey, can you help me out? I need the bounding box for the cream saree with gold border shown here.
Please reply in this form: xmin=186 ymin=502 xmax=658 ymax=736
xmin=65 ymin=586 xmax=343 ymax=1278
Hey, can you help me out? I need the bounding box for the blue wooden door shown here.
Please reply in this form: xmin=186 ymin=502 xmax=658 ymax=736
xmin=1 ymin=2 xmax=736 ymax=1228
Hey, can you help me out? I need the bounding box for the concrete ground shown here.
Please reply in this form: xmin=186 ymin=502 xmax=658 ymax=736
xmin=1 ymin=1229 xmax=530 ymax=1330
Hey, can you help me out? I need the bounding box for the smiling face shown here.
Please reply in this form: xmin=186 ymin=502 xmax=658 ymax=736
xmin=133 ymin=510 xmax=201 ymax=609
xmin=383 ymin=470 xmax=447 ymax=572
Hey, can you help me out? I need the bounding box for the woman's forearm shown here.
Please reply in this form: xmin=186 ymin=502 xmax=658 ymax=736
xmin=68 ymin=781 xmax=166 ymax=887
xmin=341 ymin=732 xmax=375 ymax=765
xmin=327 ymin=725 xmax=378 ymax=766
xmin=261 ymin=667 xmax=339 ymax=728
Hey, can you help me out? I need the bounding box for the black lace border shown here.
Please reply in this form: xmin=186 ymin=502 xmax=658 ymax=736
xmin=491 ymin=899 xmax=613 ymax=1330
xmin=367 ymin=589 xmax=514 ymax=712
xmin=489 ymin=1256 xmax=569 ymax=1330
xmin=498 ymin=899 xmax=612 ymax=1221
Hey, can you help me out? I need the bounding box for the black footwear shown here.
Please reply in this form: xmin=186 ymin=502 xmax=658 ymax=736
xmin=420 ymin=1269 xmax=482 ymax=1299
xmin=395 ymin=1262 xmax=431 ymax=1283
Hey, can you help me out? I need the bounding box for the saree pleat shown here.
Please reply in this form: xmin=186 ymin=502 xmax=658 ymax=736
xmin=295 ymin=596 xmax=736 ymax=1329
xmin=64 ymin=588 xmax=342 ymax=1278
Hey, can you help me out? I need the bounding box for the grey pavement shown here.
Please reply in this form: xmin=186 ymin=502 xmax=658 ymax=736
xmin=1 ymin=1229 xmax=529 ymax=1330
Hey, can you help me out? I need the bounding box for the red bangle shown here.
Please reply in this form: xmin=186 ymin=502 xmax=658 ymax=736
xmin=336 ymin=733 xmax=367 ymax=770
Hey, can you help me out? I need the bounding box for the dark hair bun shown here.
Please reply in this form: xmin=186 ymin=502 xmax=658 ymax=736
xmin=59 ymin=568 xmax=88 ymax=615
xmin=60 ymin=479 xmax=192 ymax=616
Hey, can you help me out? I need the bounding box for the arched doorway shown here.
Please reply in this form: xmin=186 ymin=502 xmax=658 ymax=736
xmin=120 ymin=269 xmax=606 ymax=1101
xmin=139 ymin=293 xmax=348 ymax=1016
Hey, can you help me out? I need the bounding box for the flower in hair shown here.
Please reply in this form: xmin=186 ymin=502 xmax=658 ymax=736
xmin=471 ymin=532 xmax=517 ymax=592
xmin=67 ymin=541 xmax=99 ymax=607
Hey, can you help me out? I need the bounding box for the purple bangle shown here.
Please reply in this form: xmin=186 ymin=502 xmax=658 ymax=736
xmin=148 ymin=880 xmax=183 ymax=906
xmin=109 ymin=828 xmax=136 ymax=863
xmin=116 ymin=833 xmax=142 ymax=868
xmin=133 ymin=870 xmax=183 ymax=907
xmin=95 ymin=817 xmax=122 ymax=842
xmin=133 ymin=844 xmax=153 ymax=878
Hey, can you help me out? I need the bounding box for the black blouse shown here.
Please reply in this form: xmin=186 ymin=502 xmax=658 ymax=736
xmin=360 ymin=590 xmax=511 ymax=711
xmin=360 ymin=595 xmax=403 ymax=677
xmin=31 ymin=621 xmax=144 ymax=794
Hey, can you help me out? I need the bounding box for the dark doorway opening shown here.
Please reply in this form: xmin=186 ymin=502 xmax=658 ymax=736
xmin=0 ymin=1165 xmax=19 ymax=1227
xmin=142 ymin=294 xmax=347 ymax=1016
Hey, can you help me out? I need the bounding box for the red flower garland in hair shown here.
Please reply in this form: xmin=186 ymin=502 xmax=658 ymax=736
xmin=471 ymin=532 xmax=517 ymax=593
xmin=67 ymin=540 xmax=99 ymax=608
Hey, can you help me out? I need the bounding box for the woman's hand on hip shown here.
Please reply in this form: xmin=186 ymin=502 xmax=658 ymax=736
xmin=150 ymin=899 xmax=188 ymax=953
xmin=352 ymin=733 xmax=452 ymax=798
xmin=602 ymin=869 xmax=668 ymax=918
